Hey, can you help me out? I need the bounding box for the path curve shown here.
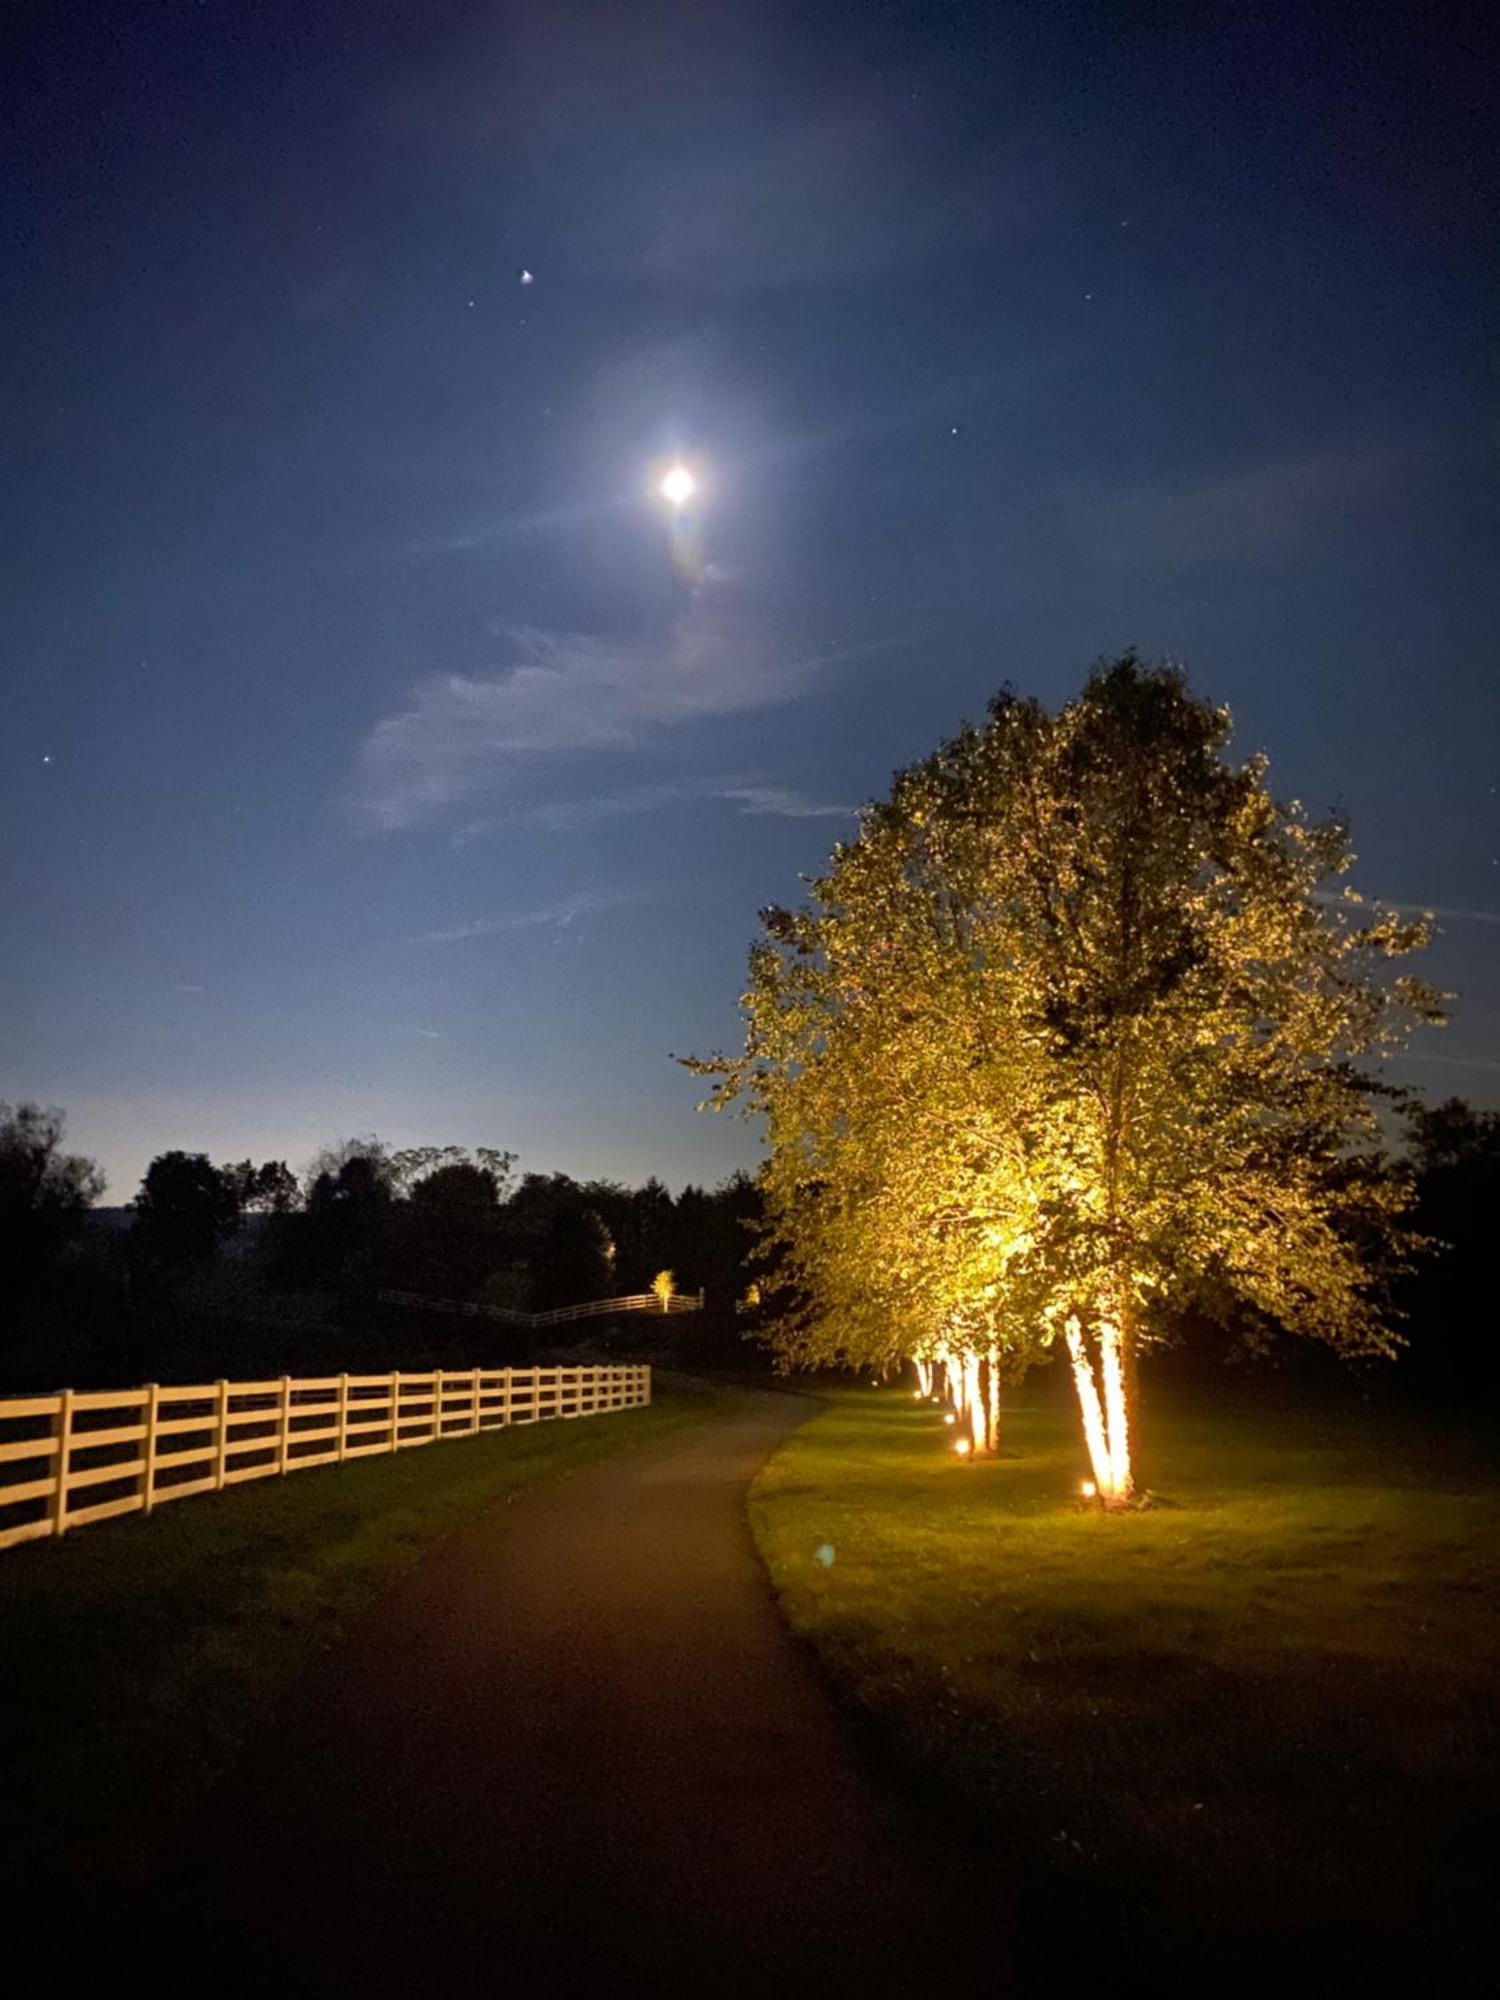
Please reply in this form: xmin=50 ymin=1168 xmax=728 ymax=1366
xmin=155 ymin=1388 xmax=1025 ymax=1996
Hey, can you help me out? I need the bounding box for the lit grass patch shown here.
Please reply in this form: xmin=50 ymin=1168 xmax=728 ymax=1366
xmin=751 ymin=1374 xmax=1498 ymax=1983
xmin=1 ymin=1387 xmax=718 ymax=1906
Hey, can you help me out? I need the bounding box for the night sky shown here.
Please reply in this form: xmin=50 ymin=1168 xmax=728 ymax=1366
xmin=3 ymin=2 xmax=1496 ymax=1203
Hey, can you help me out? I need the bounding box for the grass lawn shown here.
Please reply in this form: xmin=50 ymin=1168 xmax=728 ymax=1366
xmin=1 ymin=1384 xmax=717 ymax=1909
xmin=751 ymin=1370 xmax=1499 ymax=1986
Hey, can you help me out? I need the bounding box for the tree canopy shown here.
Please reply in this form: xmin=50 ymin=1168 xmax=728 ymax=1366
xmin=696 ymin=658 xmax=1441 ymax=1498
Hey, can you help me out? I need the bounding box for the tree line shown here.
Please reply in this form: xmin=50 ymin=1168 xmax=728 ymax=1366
xmin=0 ymin=1112 xmax=761 ymax=1386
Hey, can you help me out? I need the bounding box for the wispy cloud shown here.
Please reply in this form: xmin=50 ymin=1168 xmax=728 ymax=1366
xmin=1396 ymin=1052 xmax=1500 ymax=1075
xmin=1321 ymin=893 xmax=1500 ymax=929
xmin=1074 ymin=444 xmax=1398 ymax=571
xmin=356 ymin=581 xmax=893 ymax=831
xmin=1385 ymin=902 xmax=1500 ymax=928
xmin=465 ymin=775 xmax=858 ymax=838
xmin=414 ymin=888 xmax=639 ymax=946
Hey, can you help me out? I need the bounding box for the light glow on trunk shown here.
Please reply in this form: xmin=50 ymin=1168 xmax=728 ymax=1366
xmin=1065 ymin=1312 xmax=1134 ymax=1503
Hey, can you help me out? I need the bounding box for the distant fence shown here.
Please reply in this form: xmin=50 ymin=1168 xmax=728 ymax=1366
xmin=0 ymin=1362 xmax=651 ymax=1555
xmin=376 ymin=1288 xmax=705 ymax=1328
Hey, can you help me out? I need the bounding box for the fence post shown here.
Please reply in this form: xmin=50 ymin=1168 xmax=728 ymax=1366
xmin=500 ymin=1368 xmax=512 ymax=1428
xmin=277 ymin=1375 xmax=291 ymax=1475
xmin=390 ymin=1372 xmax=401 ymax=1451
xmin=643 ymin=1365 xmax=652 ymax=1408
xmin=214 ymin=1379 xmax=230 ymax=1489
xmin=336 ymin=1372 xmax=349 ymax=1463
xmin=432 ymin=1368 xmax=443 ymax=1442
xmin=141 ymin=1383 xmax=160 ymax=1515
xmin=469 ymin=1368 xmax=481 ymax=1434
xmin=51 ymin=1388 xmax=75 ymax=1538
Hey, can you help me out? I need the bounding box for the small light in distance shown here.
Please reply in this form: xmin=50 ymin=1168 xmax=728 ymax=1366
xmin=660 ymin=464 xmax=695 ymax=508
xmin=1080 ymin=1479 xmax=1097 ymax=1499
xmin=943 ymin=1411 xmax=956 ymax=1425
xmin=953 ymin=1438 xmax=972 ymax=1457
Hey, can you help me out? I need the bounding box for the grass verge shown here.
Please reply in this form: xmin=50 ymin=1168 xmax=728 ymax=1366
xmin=1 ymin=1385 xmax=717 ymax=1906
xmin=750 ymin=1372 xmax=1498 ymax=1987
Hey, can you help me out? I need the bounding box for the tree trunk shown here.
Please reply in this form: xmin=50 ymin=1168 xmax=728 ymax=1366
xmin=1064 ymin=1312 xmax=1134 ymax=1504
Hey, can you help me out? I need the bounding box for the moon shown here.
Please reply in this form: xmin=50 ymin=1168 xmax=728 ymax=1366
xmin=659 ymin=464 xmax=696 ymax=508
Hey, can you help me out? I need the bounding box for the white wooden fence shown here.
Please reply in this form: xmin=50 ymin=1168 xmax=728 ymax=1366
xmin=0 ymin=1362 xmax=651 ymax=1555
xmin=376 ymin=1287 xmax=704 ymax=1327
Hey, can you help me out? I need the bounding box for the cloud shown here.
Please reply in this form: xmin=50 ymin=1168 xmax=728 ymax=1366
xmin=475 ymin=776 xmax=857 ymax=837
xmin=1385 ymin=902 xmax=1500 ymax=928
xmin=414 ymin=888 xmax=639 ymax=946
xmin=1321 ymin=893 xmax=1500 ymax=929
xmin=716 ymin=782 xmax=857 ymax=820
xmin=1074 ymin=444 xmax=1398 ymax=570
xmin=357 ymin=582 xmax=891 ymax=830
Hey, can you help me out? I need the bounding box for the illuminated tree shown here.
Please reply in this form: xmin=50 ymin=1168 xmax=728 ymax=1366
xmin=696 ymin=658 xmax=1440 ymax=1503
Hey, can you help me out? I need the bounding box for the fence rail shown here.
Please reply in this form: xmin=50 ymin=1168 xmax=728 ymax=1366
xmin=0 ymin=1361 xmax=651 ymax=1555
xmin=376 ymin=1288 xmax=704 ymax=1328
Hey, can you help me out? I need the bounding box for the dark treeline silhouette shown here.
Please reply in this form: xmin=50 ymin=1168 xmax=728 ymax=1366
xmin=0 ymin=1104 xmax=763 ymax=1389
xmin=5 ymin=1096 xmax=1493 ymax=1397
xmin=1398 ymin=1097 xmax=1500 ymax=1404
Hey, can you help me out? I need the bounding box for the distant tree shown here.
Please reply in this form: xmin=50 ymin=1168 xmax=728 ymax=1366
xmin=397 ymin=1161 xmax=508 ymax=1298
xmin=220 ymin=1161 xmax=259 ymax=1212
xmin=303 ymin=1135 xmax=397 ymax=1202
xmin=251 ymin=1160 xmax=300 ymax=1213
xmin=529 ymin=1202 xmax=613 ymax=1309
xmin=0 ymin=1102 xmax=105 ymax=1291
xmin=391 ymin=1145 xmax=515 ymax=1197
xmin=669 ymin=1172 xmax=762 ymax=1306
xmin=300 ymin=1152 xmax=394 ymax=1288
xmin=221 ymin=1159 xmax=300 ymax=1215
xmin=580 ymin=1176 xmax=676 ymax=1292
xmin=133 ymin=1152 xmax=239 ymax=1265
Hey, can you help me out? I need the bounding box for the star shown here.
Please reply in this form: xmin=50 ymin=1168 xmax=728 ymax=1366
xmin=41 ymin=754 xmax=51 ymax=765
xmin=519 ymin=268 xmax=535 ymax=285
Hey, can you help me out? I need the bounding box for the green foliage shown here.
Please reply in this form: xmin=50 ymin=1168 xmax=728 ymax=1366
xmin=695 ymin=656 xmax=1441 ymax=1387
